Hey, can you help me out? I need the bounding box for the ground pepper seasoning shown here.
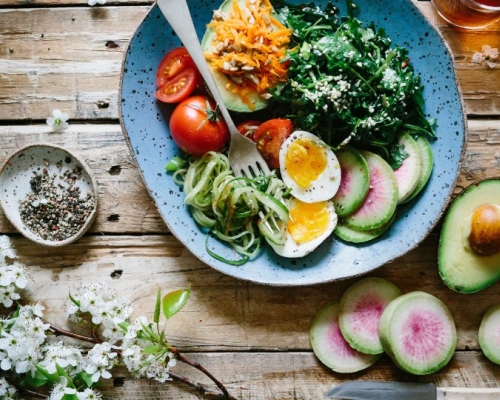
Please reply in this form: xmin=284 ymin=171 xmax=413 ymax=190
xmin=19 ymin=162 xmax=95 ymax=241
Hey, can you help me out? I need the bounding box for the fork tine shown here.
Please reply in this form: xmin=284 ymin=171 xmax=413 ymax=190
xmin=238 ymin=163 xmax=269 ymax=178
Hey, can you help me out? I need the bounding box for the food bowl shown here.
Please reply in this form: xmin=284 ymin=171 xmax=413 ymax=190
xmin=0 ymin=144 xmax=98 ymax=246
xmin=119 ymin=0 xmax=466 ymax=286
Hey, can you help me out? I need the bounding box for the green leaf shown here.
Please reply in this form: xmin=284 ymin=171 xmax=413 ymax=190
xmin=142 ymin=345 xmax=162 ymax=354
xmin=162 ymin=288 xmax=190 ymax=320
xmin=21 ymin=369 xmax=49 ymax=388
xmin=62 ymin=394 xmax=79 ymax=400
xmin=73 ymin=371 xmax=94 ymax=389
xmin=56 ymin=364 xmax=75 ymax=388
xmin=68 ymin=291 xmax=81 ymax=307
xmin=35 ymin=365 xmax=60 ymax=383
xmin=153 ymin=288 xmax=161 ymax=324
xmin=118 ymin=321 xmax=130 ymax=333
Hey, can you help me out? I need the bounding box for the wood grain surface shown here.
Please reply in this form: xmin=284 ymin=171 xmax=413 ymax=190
xmin=1 ymin=0 xmax=500 ymax=398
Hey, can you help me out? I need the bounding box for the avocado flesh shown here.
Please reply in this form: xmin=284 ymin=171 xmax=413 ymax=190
xmin=438 ymin=179 xmax=500 ymax=293
xmin=200 ymin=0 xmax=274 ymax=113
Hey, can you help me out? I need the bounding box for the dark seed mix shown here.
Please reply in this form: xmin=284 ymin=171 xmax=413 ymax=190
xmin=19 ymin=164 xmax=95 ymax=241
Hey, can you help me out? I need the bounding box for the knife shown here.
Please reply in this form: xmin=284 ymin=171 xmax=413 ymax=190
xmin=326 ymin=381 xmax=500 ymax=400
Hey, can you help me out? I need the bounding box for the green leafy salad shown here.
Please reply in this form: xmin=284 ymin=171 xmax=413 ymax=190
xmin=269 ymin=0 xmax=436 ymax=169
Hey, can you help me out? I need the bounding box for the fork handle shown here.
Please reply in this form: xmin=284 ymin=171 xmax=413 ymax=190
xmin=156 ymin=0 xmax=238 ymax=134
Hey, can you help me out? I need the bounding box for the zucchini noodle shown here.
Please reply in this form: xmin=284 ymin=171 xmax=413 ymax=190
xmin=174 ymin=152 xmax=290 ymax=265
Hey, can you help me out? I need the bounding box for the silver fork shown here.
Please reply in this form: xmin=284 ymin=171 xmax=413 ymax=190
xmin=157 ymin=0 xmax=271 ymax=178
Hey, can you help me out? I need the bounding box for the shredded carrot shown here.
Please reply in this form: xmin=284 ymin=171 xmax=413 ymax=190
xmin=204 ymin=0 xmax=292 ymax=110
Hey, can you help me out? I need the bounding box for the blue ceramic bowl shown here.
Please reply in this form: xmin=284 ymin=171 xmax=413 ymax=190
xmin=120 ymin=0 xmax=466 ymax=286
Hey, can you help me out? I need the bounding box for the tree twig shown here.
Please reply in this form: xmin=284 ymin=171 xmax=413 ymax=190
xmin=168 ymin=370 xmax=238 ymax=400
xmin=45 ymin=321 xmax=102 ymax=344
xmin=171 ymin=348 xmax=233 ymax=400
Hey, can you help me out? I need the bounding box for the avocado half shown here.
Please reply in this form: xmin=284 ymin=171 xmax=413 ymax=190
xmin=438 ymin=178 xmax=500 ymax=293
xmin=200 ymin=0 xmax=275 ymax=113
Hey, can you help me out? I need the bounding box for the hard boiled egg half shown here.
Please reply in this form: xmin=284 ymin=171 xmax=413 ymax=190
xmin=279 ymin=130 xmax=341 ymax=203
xmin=268 ymin=197 xmax=338 ymax=258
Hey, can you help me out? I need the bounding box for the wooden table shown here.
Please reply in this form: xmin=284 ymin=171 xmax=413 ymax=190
xmin=1 ymin=0 xmax=500 ymax=398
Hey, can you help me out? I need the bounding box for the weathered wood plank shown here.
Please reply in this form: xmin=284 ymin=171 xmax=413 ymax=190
xmin=0 ymin=6 xmax=149 ymax=120
xmin=0 ymin=3 xmax=499 ymax=121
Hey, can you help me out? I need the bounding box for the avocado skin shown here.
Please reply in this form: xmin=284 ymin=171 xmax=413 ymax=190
xmin=438 ymin=178 xmax=500 ymax=294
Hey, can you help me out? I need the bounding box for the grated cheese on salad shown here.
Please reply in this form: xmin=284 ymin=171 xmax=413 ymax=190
xmin=204 ymin=0 xmax=292 ymax=109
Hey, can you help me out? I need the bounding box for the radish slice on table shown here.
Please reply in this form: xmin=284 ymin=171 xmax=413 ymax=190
xmin=378 ymin=291 xmax=457 ymax=375
xmin=310 ymin=300 xmax=381 ymax=373
xmin=479 ymin=304 xmax=500 ymax=365
xmin=339 ymin=277 xmax=402 ymax=354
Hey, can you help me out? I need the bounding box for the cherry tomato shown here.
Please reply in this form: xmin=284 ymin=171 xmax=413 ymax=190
xmin=155 ymin=47 xmax=200 ymax=103
xmin=237 ymin=120 xmax=262 ymax=141
xmin=169 ymin=95 xmax=230 ymax=157
xmin=253 ymin=118 xmax=294 ymax=169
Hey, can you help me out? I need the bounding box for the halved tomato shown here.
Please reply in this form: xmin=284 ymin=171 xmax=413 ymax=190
xmin=253 ymin=118 xmax=294 ymax=169
xmin=155 ymin=47 xmax=200 ymax=103
xmin=236 ymin=120 xmax=262 ymax=141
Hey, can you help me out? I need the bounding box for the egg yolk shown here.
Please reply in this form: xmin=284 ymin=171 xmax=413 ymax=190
xmin=284 ymin=138 xmax=327 ymax=188
xmin=287 ymin=200 xmax=331 ymax=244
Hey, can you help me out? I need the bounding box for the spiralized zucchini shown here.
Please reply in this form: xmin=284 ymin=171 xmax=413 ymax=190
xmin=174 ymin=152 xmax=290 ymax=265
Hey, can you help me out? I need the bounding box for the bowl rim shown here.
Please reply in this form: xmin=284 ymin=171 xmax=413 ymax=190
xmin=0 ymin=143 xmax=99 ymax=247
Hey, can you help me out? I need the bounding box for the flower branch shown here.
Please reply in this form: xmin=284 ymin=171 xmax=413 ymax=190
xmin=0 ymin=237 xmax=235 ymax=400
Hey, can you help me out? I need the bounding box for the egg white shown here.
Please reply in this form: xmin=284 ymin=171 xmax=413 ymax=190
xmin=268 ymin=197 xmax=338 ymax=258
xmin=279 ymin=131 xmax=341 ymax=204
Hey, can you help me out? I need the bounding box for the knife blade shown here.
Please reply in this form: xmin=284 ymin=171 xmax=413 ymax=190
xmin=326 ymin=381 xmax=500 ymax=400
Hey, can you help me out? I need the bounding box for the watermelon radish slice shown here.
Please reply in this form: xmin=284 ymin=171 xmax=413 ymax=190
xmin=378 ymin=291 xmax=457 ymax=375
xmin=394 ymin=132 xmax=423 ymax=204
xmin=343 ymin=151 xmax=398 ymax=231
xmin=338 ymin=277 xmax=401 ymax=354
xmin=402 ymin=136 xmax=434 ymax=203
xmin=334 ymin=211 xmax=397 ymax=244
xmin=479 ymin=304 xmax=500 ymax=365
xmin=310 ymin=300 xmax=381 ymax=373
xmin=332 ymin=146 xmax=370 ymax=217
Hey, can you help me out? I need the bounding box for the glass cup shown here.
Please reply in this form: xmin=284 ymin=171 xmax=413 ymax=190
xmin=431 ymin=0 xmax=500 ymax=29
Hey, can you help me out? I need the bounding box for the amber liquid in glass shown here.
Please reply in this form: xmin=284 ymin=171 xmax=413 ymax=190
xmin=432 ymin=0 xmax=500 ymax=28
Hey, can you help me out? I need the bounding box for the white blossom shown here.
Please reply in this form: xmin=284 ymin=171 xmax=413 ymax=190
xmin=39 ymin=341 xmax=83 ymax=375
xmin=472 ymin=44 xmax=498 ymax=69
xmin=0 ymin=377 xmax=17 ymax=399
xmin=0 ymin=285 xmax=20 ymax=307
xmin=46 ymin=109 xmax=69 ymax=132
xmin=88 ymin=0 xmax=106 ymax=5
xmin=84 ymin=342 xmax=118 ymax=382
xmin=77 ymin=388 xmax=103 ymax=400
xmin=48 ymin=377 xmax=77 ymax=400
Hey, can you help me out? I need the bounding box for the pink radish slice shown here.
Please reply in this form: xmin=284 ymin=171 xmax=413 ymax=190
xmin=310 ymin=300 xmax=381 ymax=373
xmin=343 ymin=150 xmax=398 ymax=231
xmin=378 ymin=291 xmax=457 ymax=375
xmin=393 ymin=132 xmax=423 ymax=204
xmin=479 ymin=304 xmax=500 ymax=365
xmin=332 ymin=146 xmax=370 ymax=217
xmin=339 ymin=277 xmax=401 ymax=354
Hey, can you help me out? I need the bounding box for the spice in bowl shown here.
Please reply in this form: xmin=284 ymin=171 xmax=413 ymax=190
xmin=19 ymin=165 xmax=96 ymax=242
xmin=0 ymin=144 xmax=98 ymax=246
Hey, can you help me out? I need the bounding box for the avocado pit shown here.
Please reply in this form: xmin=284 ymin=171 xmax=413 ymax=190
xmin=468 ymin=203 xmax=500 ymax=256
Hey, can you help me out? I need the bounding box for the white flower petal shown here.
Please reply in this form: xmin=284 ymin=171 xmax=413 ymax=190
xmin=485 ymin=60 xmax=497 ymax=69
xmin=472 ymin=52 xmax=485 ymax=64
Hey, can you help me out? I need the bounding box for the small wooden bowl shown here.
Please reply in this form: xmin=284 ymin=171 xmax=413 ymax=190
xmin=0 ymin=144 xmax=98 ymax=246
